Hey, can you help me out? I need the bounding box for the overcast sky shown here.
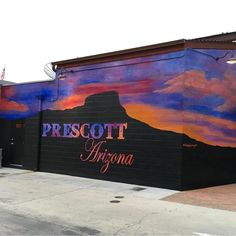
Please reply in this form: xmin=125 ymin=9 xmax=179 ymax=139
xmin=0 ymin=0 xmax=235 ymax=83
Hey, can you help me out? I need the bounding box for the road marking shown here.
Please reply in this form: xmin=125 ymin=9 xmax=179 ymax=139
xmin=193 ymin=232 xmax=220 ymax=236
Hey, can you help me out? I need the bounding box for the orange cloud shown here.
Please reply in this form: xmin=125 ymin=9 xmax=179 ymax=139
xmin=74 ymin=79 xmax=155 ymax=95
xmin=156 ymin=70 xmax=236 ymax=112
xmin=124 ymin=103 xmax=236 ymax=147
xmin=0 ymin=98 xmax=28 ymax=112
xmin=53 ymin=95 xmax=85 ymax=110
xmin=53 ymin=79 xmax=155 ymax=110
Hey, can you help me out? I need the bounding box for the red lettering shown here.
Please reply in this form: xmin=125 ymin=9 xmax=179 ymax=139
xmin=71 ymin=124 xmax=80 ymax=137
xmin=104 ymin=124 xmax=115 ymax=139
xmin=116 ymin=123 xmax=127 ymax=140
xmin=80 ymin=138 xmax=134 ymax=174
xmin=80 ymin=123 xmax=90 ymax=138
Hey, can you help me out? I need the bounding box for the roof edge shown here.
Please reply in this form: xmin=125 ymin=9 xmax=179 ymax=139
xmin=189 ymin=31 xmax=236 ymax=42
xmin=0 ymin=80 xmax=16 ymax=85
xmin=186 ymin=40 xmax=236 ymax=49
xmin=52 ymin=39 xmax=186 ymax=69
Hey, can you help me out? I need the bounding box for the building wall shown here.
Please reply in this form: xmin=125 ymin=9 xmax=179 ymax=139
xmin=182 ymin=49 xmax=236 ymax=189
xmin=0 ymin=49 xmax=236 ymax=189
xmin=40 ymin=50 xmax=186 ymax=189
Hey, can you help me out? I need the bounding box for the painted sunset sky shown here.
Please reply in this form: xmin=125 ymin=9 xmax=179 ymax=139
xmin=1 ymin=49 xmax=236 ymax=147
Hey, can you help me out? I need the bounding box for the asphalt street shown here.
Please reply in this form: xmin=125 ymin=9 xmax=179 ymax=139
xmin=0 ymin=207 xmax=99 ymax=235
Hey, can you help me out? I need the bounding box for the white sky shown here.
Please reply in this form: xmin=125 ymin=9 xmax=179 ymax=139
xmin=0 ymin=0 xmax=235 ymax=83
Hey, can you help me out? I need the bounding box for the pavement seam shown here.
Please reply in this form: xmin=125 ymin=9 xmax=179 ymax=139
xmin=0 ymin=171 xmax=33 ymax=177
xmin=8 ymin=187 xmax=86 ymax=206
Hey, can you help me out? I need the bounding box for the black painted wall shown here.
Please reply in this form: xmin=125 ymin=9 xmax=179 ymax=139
xmin=182 ymin=140 xmax=236 ymax=190
xmin=1 ymin=91 xmax=233 ymax=190
xmin=39 ymin=92 xmax=183 ymax=190
xmin=23 ymin=114 xmax=41 ymax=170
xmin=0 ymin=119 xmax=4 ymax=148
xmin=0 ymin=119 xmax=12 ymax=166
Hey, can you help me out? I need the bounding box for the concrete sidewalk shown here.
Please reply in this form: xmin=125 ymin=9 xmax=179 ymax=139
xmin=0 ymin=168 xmax=236 ymax=235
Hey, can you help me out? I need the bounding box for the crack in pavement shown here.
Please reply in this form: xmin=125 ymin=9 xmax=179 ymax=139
xmin=113 ymin=212 xmax=154 ymax=235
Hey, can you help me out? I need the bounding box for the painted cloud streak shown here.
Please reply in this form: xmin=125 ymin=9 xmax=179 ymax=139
xmin=0 ymin=98 xmax=28 ymax=112
xmin=124 ymin=103 xmax=236 ymax=147
xmin=156 ymin=70 xmax=236 ymax=112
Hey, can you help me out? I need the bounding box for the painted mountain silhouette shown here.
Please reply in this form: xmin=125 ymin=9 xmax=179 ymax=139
xmin=40 ymin=91 xmax=236 ymax=190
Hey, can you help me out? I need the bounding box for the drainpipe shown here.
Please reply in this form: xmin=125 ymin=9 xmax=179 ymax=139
xmin=35 ymin=63 xmax=59 ymax=171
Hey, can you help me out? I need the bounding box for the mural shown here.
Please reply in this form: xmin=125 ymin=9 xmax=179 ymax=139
xmin=1 ymin=48 xmax=236 ymax=189
xmin=1 ymin=49 xmax=236 ymax=148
